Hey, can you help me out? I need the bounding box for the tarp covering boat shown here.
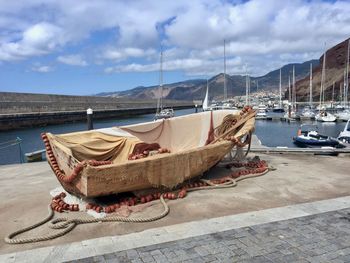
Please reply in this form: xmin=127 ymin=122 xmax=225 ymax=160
xmin=43 ymin=109 xmax=256 ymax=197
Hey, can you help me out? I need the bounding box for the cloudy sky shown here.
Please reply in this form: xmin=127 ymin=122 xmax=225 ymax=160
xmin=0 ymin=0 xmax=349 ymax=95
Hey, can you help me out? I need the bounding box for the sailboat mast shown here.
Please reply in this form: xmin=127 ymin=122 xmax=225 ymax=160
xmin=340 ymin=82 xmax=343 ymax=104
xmin=309 ymin=63 xmax=313 ymax=107
xmin=344 ymin=69 xmax=347 ymax=107
xmin=292 ymin=66 xmax=296 ymax=111
xmin=332 ymin=81 xmax=335 ymax=104
xmin=345 ymin=39 xmax=350 ymax=106
xmin=279 ymin=68 xmax=282 ymax=108
xmin=288 ymin=74 xmax=291 ymax=104
xmin=248 ymin=75 xmax=250 ymax=105
xmin=319 ymin=50 xmax=326 ymax=111
xmin=245 ymin=67 xmax=249 ymax=106
xmin=223 ymin=39 xmax=227 ymax=101
xmin=157 ymin=50 xmax=164 ymax=113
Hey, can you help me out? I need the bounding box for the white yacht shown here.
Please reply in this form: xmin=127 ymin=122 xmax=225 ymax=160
xmin=258 ymin=104 xmax=268 ymax=112
xmin=256 ymin=109 xmax=267 ymax=119
xmin=284 ymin=110 xmax=299 ymax=120
xmin=338 ymin=119 xmax=350 ymax=146
xmin=155 ymin=108 xmax=174 ymax=120
xmin=220 ymin=102 xmax=237 ymax=110
xmin=301 ymin=107 xmax=315 ymax=118
xmin=336 ymin=109 xmax=350 ymax=122
xmin=315 ymin=111 xmax=336 ymax=122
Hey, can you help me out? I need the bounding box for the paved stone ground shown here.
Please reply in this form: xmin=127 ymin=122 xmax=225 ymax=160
xmin=68 ymin=208 xmax=350 ymax=263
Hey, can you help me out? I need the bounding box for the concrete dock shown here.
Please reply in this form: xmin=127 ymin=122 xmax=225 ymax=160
xmin=0 ymin=153 xmax=350 ymax=262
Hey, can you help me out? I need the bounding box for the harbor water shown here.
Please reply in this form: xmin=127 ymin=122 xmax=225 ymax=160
xmin=0 ymin=108 xmax=347 ymax=165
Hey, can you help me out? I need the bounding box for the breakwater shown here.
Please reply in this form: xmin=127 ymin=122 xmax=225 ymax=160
xmin=0 ymin=91 xmax=195 ymax=130
xmin=0 ymin=106 xmax=193 ymax=131
xmin=0 ymin=91 xmax=195 ymax=114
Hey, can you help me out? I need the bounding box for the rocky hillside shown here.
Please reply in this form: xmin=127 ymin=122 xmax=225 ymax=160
xmin=289 ymin=38 xmax=350 ymax=102
xmin=97 ymin=60 xmax=319 ymax=101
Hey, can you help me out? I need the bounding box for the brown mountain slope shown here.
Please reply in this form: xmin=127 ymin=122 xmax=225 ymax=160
xmin=290 ymin=37 xmax=350 ymax=102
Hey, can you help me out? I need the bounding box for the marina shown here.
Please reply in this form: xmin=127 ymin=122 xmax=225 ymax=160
xmin=1 ymin=108 xmax=348 ymax=165
xmin=0 ymin=109 xmax=346 ymax=165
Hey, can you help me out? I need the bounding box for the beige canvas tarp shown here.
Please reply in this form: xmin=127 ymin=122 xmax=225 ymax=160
xmin=48 ymin=110 xmax=254 ymax=166
xmin=50 ymin=132 xmax=141 ymax=163
xmin=120 ymin=110 xmax=243 ymax=152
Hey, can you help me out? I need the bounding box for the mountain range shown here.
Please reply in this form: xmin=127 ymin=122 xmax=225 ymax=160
xmin=97 ymin=60 xmax=319 ymax=101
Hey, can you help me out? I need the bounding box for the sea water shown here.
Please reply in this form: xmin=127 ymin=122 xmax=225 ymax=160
xmin=0 ymin=108 xmax=346 ymax=165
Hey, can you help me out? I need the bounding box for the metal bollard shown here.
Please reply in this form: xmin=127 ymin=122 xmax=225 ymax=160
xmin=87 ymin=108 xmax=93 ymax=130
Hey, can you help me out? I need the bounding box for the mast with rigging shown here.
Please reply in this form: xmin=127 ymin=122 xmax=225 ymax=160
xmin=223 ymin=40 xmax=227 ymax=101
xmin=309 ymin=63 xmax=313 ymax=107
xmin=156 ymin=50 xmax=163 ymax=114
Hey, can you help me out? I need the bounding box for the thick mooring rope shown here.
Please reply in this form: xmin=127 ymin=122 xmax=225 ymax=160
xmin=4 ymin=195 xmax=169 ymax=244
xmin=4 ymin=164 xmax=270 ymax=244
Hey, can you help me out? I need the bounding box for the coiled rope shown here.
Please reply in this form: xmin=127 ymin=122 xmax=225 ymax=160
xmin=5 ymin=195 xmax=169 ymax=244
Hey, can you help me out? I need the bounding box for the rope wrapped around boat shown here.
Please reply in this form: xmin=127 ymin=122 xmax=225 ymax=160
xmin=4 ymin=159 xmax=271 ymax=244
xmin=42 ymin=133 xmax=113 ymax=184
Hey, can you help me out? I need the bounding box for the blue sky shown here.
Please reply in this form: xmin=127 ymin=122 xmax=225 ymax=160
xmin=0 ymin=0 xmax=349 ymax=95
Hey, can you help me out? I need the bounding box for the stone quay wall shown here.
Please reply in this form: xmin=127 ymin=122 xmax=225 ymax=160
xmin=0 ymin=92 xmax=194 ymax=131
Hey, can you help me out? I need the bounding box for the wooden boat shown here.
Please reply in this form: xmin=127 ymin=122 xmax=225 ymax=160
xmin=42 ymin=109 xmax=256 ymax=198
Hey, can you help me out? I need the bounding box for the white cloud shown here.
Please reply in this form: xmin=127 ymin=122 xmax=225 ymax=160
xmin=31 ymin=65 xmax=53 ymax=73
xmin=0 ymin=22 xmax=64 ymax=61
xmin=101 ymin=47 xmax=156 ymax=61
xmin=57 ymin=54 xmax=88 ymax=66
xmin=0 ymin=0 xmax=350 ymax=77
xmin=105 ymin=56 xmax=242 ymax=76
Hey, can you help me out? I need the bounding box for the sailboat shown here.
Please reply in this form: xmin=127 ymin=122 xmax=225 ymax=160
xmin=315 ymin=48 xmax=336 ymax=122
xmin=155 ymin=51 xmax=174 ymax=120
xmin=220 ymin=40 xmax=237 ymax=110
xmin=301 ymin=63 xmax=315 ymax=119
xmin=284 ymin=66 xmax=299 ymax=120
xmin=207 ymin=40 xmax=237 ymax=111
xmin=273 ymin=68 xmax=285 ymax=112
xmin=202 ymin=79 xmax=210 ymax=111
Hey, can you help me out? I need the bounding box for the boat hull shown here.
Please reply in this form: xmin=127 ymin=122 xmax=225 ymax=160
xmin=272 ymin=108 xmax=285 ymax=113
xmin=293 ymin=137 xmax=339 ymax=147
xmin=315 ymin=112 xmax=336 ymax=122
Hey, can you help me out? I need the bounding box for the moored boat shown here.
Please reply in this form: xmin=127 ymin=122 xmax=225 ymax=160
xmin=42 ymin=108 xmax=256 ymax=198
xmin=338 ymin=119 xmax=350 ymax=146
xmin=293 ymin=124 xmax=341 ymax=147
xmin=155 ymin=108 xmax=174 ymax=120
xmin=315 ymin=111 xmax=336 ymax=122
xmin=336 ymin=109 xmax=350 ymax=122
xmin=256 ymin=109 xmax=267 ymax=119
xmin=301 ymin=107 xmax=315 ymax=119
